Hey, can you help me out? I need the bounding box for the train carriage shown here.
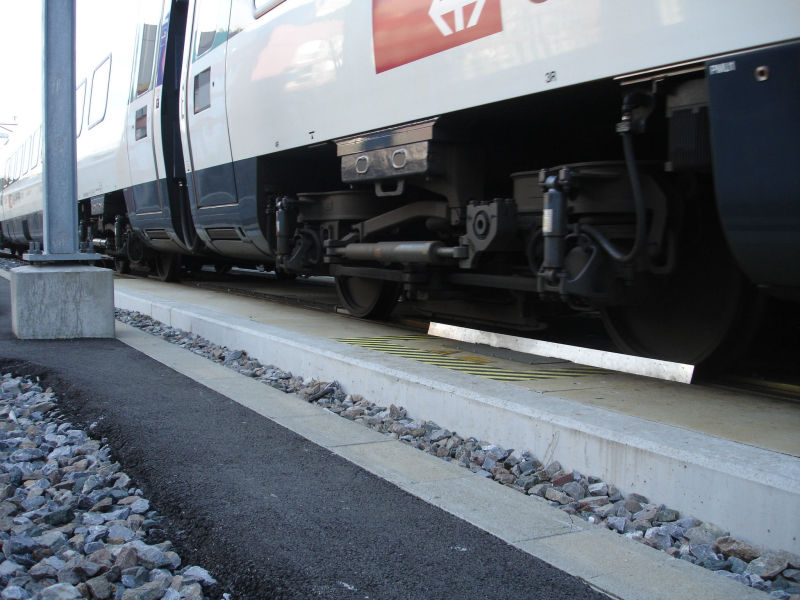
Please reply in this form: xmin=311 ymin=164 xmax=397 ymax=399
xmin=1 ymin=0 xmax=799 ymax=366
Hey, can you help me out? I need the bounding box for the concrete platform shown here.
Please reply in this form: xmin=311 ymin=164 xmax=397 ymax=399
xmin=106 ymin=276 xmax=800 ymax=557
xmin=115 ymin=321 xmax=772 ymax=600
xmin=10 ymin=265 xmax=114 ymax=339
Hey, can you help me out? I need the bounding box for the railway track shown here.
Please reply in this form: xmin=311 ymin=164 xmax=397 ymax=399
xmin=2 ymin=252 xmax=797 ymax=401
xmin=171 ymin=265 xmax=800 ymax=401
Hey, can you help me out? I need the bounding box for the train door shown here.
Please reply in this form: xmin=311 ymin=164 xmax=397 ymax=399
xmin=155 ymin=0 xmax=198 ymax=252
xmin=126 ymin=0 xmax=165 ymax=214
xmin=181 ymin=0 xmax=238 ymax=208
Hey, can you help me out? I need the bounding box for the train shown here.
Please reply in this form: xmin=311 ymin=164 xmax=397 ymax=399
xmin=1 ymin=0 xmax=798 ymax=366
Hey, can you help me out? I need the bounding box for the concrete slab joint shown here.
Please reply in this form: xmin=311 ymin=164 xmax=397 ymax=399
xmin=11 ymin=265 xmax=115 ymax=339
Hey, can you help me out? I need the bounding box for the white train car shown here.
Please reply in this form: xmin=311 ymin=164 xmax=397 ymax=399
xmin=2 ymin=0 xmax=798 ymax=366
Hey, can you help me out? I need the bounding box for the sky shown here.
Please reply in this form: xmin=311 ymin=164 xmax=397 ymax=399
xmin=0 ymin=0 xmax=43 ymax=156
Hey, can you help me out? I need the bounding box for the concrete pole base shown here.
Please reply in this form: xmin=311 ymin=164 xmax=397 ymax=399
xmin=10 ymin=265 xmax=115 ymax=339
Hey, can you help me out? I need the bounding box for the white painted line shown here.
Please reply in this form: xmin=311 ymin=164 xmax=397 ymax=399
xmin=428 ymin=322 xmax=695 ymax=384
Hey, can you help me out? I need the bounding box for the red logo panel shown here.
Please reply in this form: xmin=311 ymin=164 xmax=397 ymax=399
xmin=373 ymin=0 xmax=503 ymax=74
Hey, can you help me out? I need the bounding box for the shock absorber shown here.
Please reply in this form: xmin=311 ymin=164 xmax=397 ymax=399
xmin=275 ymin=196 xmax=296 ymax=271
xmin=538 ymin=168 xmax=571 ymax=283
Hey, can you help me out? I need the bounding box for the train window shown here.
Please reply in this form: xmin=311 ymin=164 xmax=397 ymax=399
xmin=135 ymin=23 xmax=159 ymax=97
xmin=253 ymin=0 xmax=287 ymax=18
xmin=193 ymin=0 xmax=230 ymax=60
xmin=76 ymin=80 xmax=86 ymax=138
xmin=88 ymin=55 xmax=112 ymax=129
xmin=135 ymin=106 xmax=148 ymax=140
xmin=193 ymin=68 xmax=211 ymax=113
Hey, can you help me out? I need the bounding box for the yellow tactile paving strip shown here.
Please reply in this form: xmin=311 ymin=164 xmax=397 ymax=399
xmin=335 ymin=336 xmax=607 ymax=382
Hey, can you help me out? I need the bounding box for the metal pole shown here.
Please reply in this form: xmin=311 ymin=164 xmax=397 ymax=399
xmin=26 ymin=0 xmax=99 ymax=263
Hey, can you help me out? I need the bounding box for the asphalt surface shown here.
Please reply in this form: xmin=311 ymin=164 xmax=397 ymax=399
xmin=0 ymin=277 xmax=608 ymax=600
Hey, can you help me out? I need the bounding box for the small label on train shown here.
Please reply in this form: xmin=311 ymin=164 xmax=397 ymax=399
xmin=542 ymin=208 xmax=553 ymax=233
xmin=709 ymin=61 xmax=736 ymax=75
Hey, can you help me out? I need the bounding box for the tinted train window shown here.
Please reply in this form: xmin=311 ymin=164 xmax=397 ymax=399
xmin=135 ymin=23 xmax=159 ymax=97
xmin=193 ymin=0 xmax=230 ymax=59
xmin=193 ymin=68 xmax=211 ymax=113
xmin=75 ymin=80 xmax=86 ymax=137
xmin=88 ymin=55 xmax=112 ymax=128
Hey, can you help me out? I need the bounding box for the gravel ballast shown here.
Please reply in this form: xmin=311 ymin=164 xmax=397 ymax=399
xmin=0 ymin=372 xmax=221 ymax=600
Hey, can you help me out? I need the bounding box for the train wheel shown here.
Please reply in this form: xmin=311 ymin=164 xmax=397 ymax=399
xmin=601 ymin=237 xmax=760 ymax=367
xmin=154 ymin=253 xmax=181 ymax=282
xmin=335 ymin=276 xmax=401 ymax=319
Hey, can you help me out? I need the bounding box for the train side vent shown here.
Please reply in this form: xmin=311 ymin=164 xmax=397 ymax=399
xmin=205 ymin=227 xmax=241 ymax=241
xmin=145 ymin=229 xmax=170 ymax=240
xmin=668 ymin=107 xmax=712 ymax=171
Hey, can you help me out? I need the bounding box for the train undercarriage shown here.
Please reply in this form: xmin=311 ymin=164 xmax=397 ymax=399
xmin=78 ymin=74 xmax=758 ymax=367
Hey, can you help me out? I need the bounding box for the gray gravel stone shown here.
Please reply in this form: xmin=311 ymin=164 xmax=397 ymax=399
xmin=658 ymin=523 xmax=686 ymax=541
xmin=9 ymin=448 xmax=45 ymax=463
xmin=3 ymin=535 xmax=38 ymax=557
xmin=129 ymin=541 xmax=172 ymax=569
xmin=0 ymin=586 xmax=30 ymax=600
xmin=622 ymin=495 xmax=644 ymax=514
xmin=644 ymin=527 xmax=672 ymax=551
xmin=587 ymin=482 xmax=608 ymax=496
xmin=544 ymin=487 xmax=572 ymax=505
xmin=690 ymin=544 xmax=720 ymax=563
xmin=685 ymin=526 xmax=717 ymax=546
xmin=562 ymin=481 xmax=585 ymax=500
xmin=39 ymin=584 xmax=82 ymax=600
xmin=655 ymin=507 xmax=679 ymax=522
xmin=129 ymin=499 xmax=150 ymax=515
xmin=716 ymin=536 xmax=762 ymax=563
xmin=783 ymin=569 xmax=800 ymax=583
xmin=593 ymin=503 xmax=618 ymax=519
xmin=607 ymin=517 xmax=628 ymax=534
xmin=527 ymin=483 xmax=551 ymax=497
xmin=747 ymin=553 xmax=791 ymax=580
xmin=181 ymin=566 xmax=218 ymax=586
xmin=729 ymin=556 xmax=749 ymax=575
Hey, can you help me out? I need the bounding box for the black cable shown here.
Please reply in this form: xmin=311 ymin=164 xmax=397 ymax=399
xmin=580 ymin=131 xmax=647 ymax=263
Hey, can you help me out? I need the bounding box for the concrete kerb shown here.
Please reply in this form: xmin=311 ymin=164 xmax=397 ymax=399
xmin=113 ymin=286 xmax=800 ymax=555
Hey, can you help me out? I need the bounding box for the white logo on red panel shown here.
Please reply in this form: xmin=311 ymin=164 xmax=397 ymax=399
xmin=429 ymin=0 xmax=486 ymax=36
xmin=372 ymin=0 xmax=503 ymax=73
